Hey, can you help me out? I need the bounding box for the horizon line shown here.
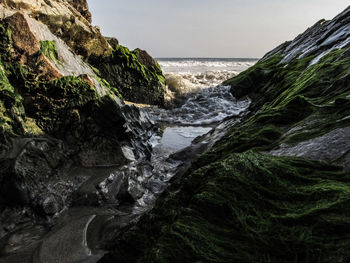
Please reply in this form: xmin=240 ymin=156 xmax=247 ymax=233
xmin=155 ymin=57 xmax=260 ymax=60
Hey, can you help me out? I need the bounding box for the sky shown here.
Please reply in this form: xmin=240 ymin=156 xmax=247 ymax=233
xmin=87 ymin=0 xmax=349 ymax=58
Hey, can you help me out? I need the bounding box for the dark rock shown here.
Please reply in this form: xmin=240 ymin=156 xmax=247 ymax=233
xmin=133 ymin=48 xmax=162 ymax=75
xmin=105 ymin=37 xmax=119 ymax=48
xmin=94 ymin=45 xmax=166 ymax=105
xmin=67 ymin=0 xmax=92 ymax=23
xmin=0 ymin=0 xmax=165 ymax=261
xmin=0 ymin=138 xmax=70 ymax=209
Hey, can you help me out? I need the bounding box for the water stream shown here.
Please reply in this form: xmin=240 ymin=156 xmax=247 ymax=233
xmin=0 ymin=58 xmax=257 ymax=263
xmin=149 ymin=58 xmax=257 ymax=153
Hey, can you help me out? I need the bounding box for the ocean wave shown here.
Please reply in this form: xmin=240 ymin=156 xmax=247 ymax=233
xmin=151 ymin=85 xmax=251 ymax=126
xmin=165 ymin=71 xmax=238 ymax=95
xmin=159 ymin=61 xmax=254 ymax=68
xmin=149 ymin=58 xmax=255 ymax=126
xmin=157 ymin=59 xmax=257 ymax=74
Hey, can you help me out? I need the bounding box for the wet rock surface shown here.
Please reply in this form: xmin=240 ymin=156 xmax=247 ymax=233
xmin=0 ymin=2 xmax=167 ymax=258
xmin=0 ymin=2 xmax=350 ymax=263
xmin=98 ymin=6 xmax=350 ymax=263
xmin=270 ymin=126 xmax=350 ymax=169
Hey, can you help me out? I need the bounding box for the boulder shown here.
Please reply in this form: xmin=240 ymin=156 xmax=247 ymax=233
xmin=0 ymin=0 xmax=112 ymax=60
xmin=0 ymin=1 xmax=166 ymax=106
xmin=95 ymin=45 xmax=166 ymax=105
xmin=105 ymin=37 xmax=119 ymax=48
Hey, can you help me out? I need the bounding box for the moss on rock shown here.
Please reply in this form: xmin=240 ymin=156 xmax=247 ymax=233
xmin=93 ymin=45 xmax=166 ymax=105
xmin=105 ymin=152 xmax=349 ymax=263
xmin=40 ymin=40 xmax=59 ymax=62
xmin=100 ymin=39 xmax=350 ymax=263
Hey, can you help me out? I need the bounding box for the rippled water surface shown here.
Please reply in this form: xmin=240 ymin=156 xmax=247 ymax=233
xmin=149 ymin=57 xmax=257 ymax=153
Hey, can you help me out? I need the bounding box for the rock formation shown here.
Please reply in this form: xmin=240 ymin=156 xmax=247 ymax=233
xmin=0 ymin=1 xmax=164 ymax=261
xmin=1 ymin=1 xmax=349 ymax=262
xmin=0 ymin=0 xmax=166 ymax=105
xmin=95 ymin=46 xmax=166 ymax=105
xmin=99 ymin=6 xmax=350 ymax=263
xmin=67 ymin=0 xmax=92 ymax=23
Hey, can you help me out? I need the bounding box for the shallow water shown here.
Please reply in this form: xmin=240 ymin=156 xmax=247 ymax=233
xmin=149 ymin=58 xmax=256 ymax=155
xmin=152 ymin=125 xmax=212 ymax=153
xmin=0 ymin=58 xmax=256 ymax=262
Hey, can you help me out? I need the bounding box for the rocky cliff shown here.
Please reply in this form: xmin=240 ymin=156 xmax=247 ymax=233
xmin=99 ymin=6 xmax=350 ymax=263
xmin=0 ymin=0 xmax=166 ymax=105
xmin=0 ymin=1 xmax=166 ymax=261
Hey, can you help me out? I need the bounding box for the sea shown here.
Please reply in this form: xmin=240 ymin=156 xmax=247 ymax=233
xmin=148 ymin=57 xmax=258 ymax=154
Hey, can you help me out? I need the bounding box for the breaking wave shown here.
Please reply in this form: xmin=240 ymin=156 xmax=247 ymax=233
xmin=165 ymin=71 xmax=238 ymax=95
xmin=147 ymin=57 xmax=256 ymax=147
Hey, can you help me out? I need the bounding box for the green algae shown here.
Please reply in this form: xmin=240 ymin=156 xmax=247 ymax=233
xmin=108 ymin=152 xmax=350 ymax=263
xmin=112 ymin=45 xmax=165 ymax=85
xmin=101 ymin=46 xmax=350 ymax=263
xmin=0 ymin=18 xmax=123 ymax=140
xmin=0 ymin=57 xmax=27 ymax=136
xmin=27 ymin=75 xmax=98 ymax=135
xmin=92 ymin=45 xmax=166 ymax=105
xmin=219 ymin=48 xmax=350 ymax=149
xmin=40 ymin=40 xmax=59 ymax=62
xmin=0 ymin=22 xmax=22 ymax=136
xmin=91 ymin=75 xmax=123 ymax=100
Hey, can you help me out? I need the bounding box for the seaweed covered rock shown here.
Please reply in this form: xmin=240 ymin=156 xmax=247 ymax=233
xmin=100 ymin=6 xmax=350 ymax=263
xmin=0 ymin=11 xmax=122 ymax=137
xmin=102 ymin=152 xmax=350 ymax=263
xmin=0 ymin=1 xmax=165 ymax=261
xmin=0 ymin=6 xmax=157 ymax=258
xmin=220 ymin=6 xmax=350 ymax=167
xmin=94 ymin=45 xmax=166 ymax=105
xmin=0 ymin=1 xmax=167 ymax=106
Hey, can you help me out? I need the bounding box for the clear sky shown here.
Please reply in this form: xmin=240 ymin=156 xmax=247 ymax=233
xmin=87 ymin=0 xmax=349 ymax=58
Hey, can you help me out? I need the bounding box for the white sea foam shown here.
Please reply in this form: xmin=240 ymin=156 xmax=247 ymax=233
xmin=158 ymin=58 xmax=257 ymax=74
xmin=165 ymin=71 xmax=238 ymax=94
xmin=158 ymin=58 xmax=257 ymax=96
xmin=148 ymin=58 xmax=255 ymax=155
xmin=158 ymin=61 xmax=254 ymax=70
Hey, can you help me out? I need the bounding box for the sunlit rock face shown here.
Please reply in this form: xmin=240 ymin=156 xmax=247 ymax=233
xmin=0 ymin=0 xmax=166 ymax=106
xmin=0 ymin=0 xmax=113 ymax=60
xmin=2 ymin=11 xmax=107 ymax=90
xmin=263 ymin=6 xmax=350 ymax=65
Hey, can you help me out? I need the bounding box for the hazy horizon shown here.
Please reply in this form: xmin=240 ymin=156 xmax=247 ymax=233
xmin=87 ymin=1 xmax=349 ymax=58
xmin=155 ymin=57 xmax=260 ymax=59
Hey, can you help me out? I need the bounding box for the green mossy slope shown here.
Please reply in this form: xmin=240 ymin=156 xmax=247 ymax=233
xmin=215 ymin=49 xmax=350 ymax=157
xmin=101 ymin=46 xmax=350 ymax=262
xmin=110 ymin=152 xmax=349 ymax=263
